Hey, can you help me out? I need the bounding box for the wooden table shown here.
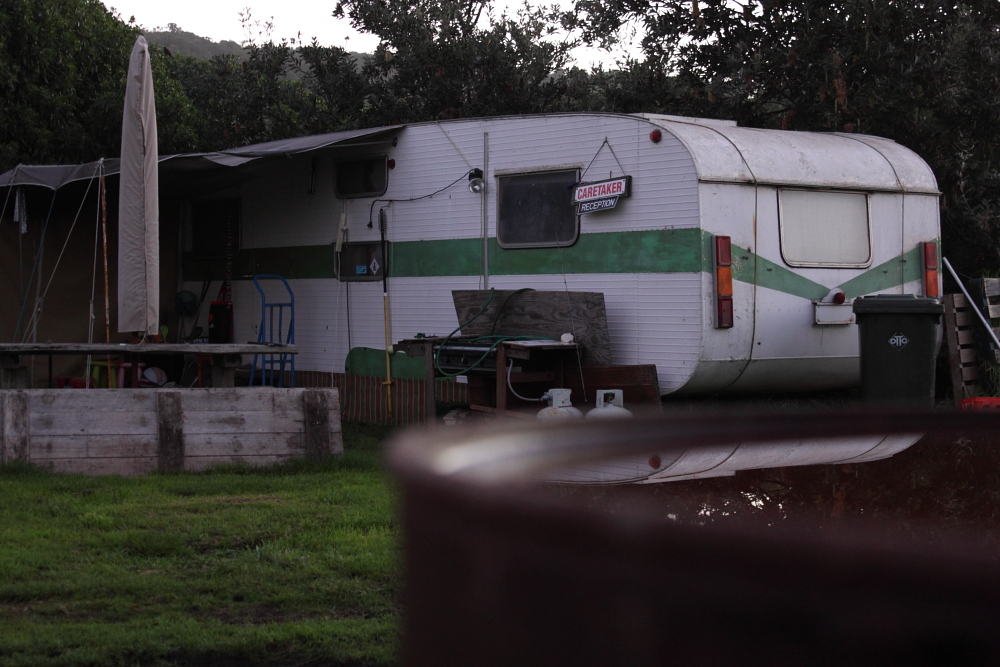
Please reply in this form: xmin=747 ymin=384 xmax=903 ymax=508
xmin=0 ymin=343 xmax=298 ymax=389
xmin=395 ymin=337 xmax=580 ymax=425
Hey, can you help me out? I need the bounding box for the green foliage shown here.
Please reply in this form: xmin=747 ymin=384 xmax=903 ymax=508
xmin=569 ymin=0 xmax=1000 ymax=276
xmin=0 ymin=0 xmax=140 ymax=169
xmin=335 ymin=0 xmax=587 ymax=123
xmin=0 ymin=423 xmax=400 ymax=666
xmin=8 ymin=0 xmax=1000 ymax=275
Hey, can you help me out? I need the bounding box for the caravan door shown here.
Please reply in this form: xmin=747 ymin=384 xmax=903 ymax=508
xmin=737 ymin=187 xmax=886 ymax=393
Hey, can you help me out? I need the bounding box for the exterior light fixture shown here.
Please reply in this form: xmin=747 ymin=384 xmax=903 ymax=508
xmin=468 ymin=168 xmax=485 ymax=194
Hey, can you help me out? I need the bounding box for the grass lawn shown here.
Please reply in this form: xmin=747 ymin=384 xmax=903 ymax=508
xmin=0 ymin=423 xmax=401 ymax=667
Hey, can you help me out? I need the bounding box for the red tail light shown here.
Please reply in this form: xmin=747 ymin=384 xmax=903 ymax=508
xmin=922 ymin=241 xmax=939 ymax=298
xmin=715 ymin=235 xmax=734 ymax=328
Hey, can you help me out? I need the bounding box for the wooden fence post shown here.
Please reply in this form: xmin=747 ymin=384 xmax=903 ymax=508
xmin=1 ymin=391 xmax=29 ymax=464
xmin=157 ymin=391 xmax=184 ymax=471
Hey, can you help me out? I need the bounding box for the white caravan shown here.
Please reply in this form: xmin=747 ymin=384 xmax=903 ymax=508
xmin=180 ymin=112 xmax=940 ymax=397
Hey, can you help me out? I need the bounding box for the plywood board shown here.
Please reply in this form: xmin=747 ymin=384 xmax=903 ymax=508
xmin=453 ymin=290 xmax=611 ymax=366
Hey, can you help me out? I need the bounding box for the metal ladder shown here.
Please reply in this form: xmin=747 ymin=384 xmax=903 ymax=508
xmin=250 ymin=275 xmax=295 ymax=387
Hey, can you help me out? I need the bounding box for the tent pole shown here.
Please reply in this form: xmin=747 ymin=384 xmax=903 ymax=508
xmin=101 ymin=174 xmax=112 ymax=385
xmin=379 ymin=208 xmax=393 ymax=420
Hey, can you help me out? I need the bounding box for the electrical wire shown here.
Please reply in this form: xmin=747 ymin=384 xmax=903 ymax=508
xmin=367 ymin=169 xmax=476 ymax=228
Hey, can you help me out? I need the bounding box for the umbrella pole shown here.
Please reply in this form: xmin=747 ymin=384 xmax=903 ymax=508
xmin=101 ymin=174 xmax=112 ymax=385
xmin=380 ymin=209 xmax=393 ymax=420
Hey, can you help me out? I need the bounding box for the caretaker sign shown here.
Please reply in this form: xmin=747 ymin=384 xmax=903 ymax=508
xmin=573 ymin=176 xmax=631 ymax=213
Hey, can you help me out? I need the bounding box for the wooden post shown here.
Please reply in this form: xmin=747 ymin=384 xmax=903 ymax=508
xmin=1 ymin=391 xmax=29 ymax=464
xmin=303 ymin=390 xmax=331 ymax=459
xmin=422 ymin=340 xmax=437 ymax=428
xmin=209 ymin=353 xmax=242 ymax=388
xmin=495 ymin=343 xmax=508 ymax=418
xmin=156 ymin=391 xmax=184 ymax=471
xmin=0 ymin=354 xmax=28 ymax=390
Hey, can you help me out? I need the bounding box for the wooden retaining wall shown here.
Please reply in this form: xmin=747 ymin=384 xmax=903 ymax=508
xmin=0 ymin=387 xmax=341 ymax=475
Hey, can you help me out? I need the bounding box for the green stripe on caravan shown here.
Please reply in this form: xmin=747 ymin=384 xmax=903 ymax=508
xmin=396 ymin=229 xmax=705 ymax=277
xmin=182 ymin=229 xmax=922 ymax=298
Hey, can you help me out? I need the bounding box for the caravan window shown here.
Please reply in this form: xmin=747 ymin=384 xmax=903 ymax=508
xmin=497 ymin=169 xmax=579 ymax=248
xmin=335 ymin=156 xmax=388 ymax=198
xmin=779 ymin=190 xmax=872 ymax=267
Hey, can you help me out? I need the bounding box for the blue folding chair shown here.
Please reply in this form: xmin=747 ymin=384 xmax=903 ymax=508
xmin=250 ymin=275 xmax=295 ymax=387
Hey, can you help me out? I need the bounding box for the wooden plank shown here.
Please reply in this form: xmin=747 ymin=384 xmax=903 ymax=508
xmin=956 ymin=329 xmax=976 ymax=346
xmin=38 ymin=457 xmax=159 ymax=476
xmin=183 ymin=454 xmax=290 ymax=472
xmin=943 ymin=292 xmax=967 ymax=398
xmin=3 ymin=386 xmax=343 ymax=474
xmin=185 ymin=433 xmax=304 ymax=457
xmin=2 ymin=391 xmax=29 ymax=463
xmin=29 ymin=436 xmax=158 ymax=460
xmin=174 ymin=388 xmax=305 ymax=412
xmin=157 ymin=391 xmax=184 ymax=472
xmin=981 ymin=277 xmax=1000 ymax=298
xmin=182 ymin=412 xmax=304 ymax=435
xmin=27 ymin=389 xmax=157 ymax=413
xmin=0 ymin=343 xmax=297 ymax=356
xmin=959 ymin=348 xmax=979 ymax=364
xmin=563 ymin=365 xmax=662 ymax=408
xmin=30 ymin=410 xmax=157 ymax=437
xmin=944 ymin=293 xmax=981 ymax=400
xmin=453 ymin=290 xmax=611 ymax=366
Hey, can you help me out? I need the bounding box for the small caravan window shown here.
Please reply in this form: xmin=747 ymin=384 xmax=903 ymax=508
xmin=335 ymin=157 xmax=388 ymax=198
xmin=779 ymin=190 xmax=871 ymax=267
xmin=497 ymin=169 xmax=579 ymax=248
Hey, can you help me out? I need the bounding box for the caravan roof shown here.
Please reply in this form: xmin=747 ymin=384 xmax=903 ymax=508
xmin=645 ymin=114 xmax=938 ymax=194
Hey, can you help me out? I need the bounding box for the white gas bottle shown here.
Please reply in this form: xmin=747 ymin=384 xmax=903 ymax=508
xmin=537 ymin=388 xmax=583 ymax=420
xmin=586 ymin=389 xmax=633 ymax=420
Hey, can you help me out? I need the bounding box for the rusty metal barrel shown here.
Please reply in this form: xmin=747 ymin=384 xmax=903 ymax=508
xmin=388 ymin=410 xmax=1000 ymax=666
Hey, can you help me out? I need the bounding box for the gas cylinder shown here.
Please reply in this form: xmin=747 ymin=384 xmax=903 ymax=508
xmin=537 ymin=388 xmax=583 ymax=420
xmin=585 ymin=389 xmax=633 ymax=420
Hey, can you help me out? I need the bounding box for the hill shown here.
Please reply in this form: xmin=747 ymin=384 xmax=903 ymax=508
xmin=143 ymin=24 xmax=245 ymax=60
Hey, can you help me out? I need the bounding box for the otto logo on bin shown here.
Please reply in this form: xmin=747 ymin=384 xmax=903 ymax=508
xmin=888 ymin=332 xmax=909 ymax=350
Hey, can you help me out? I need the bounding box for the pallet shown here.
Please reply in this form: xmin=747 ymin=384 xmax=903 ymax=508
xmin=943 ymin=293 xmax=981 ymax=399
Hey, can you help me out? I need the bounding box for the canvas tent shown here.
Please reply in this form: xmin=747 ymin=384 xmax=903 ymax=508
xmin=0 ymin=125 xmax=403 ymax=387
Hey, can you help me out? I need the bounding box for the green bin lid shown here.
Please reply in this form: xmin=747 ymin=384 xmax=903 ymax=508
xmin=852 ymin=294 xmax=943 ymax=315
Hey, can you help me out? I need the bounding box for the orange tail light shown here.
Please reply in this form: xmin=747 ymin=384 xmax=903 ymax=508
xmin=715 ymin=236 xmax=734 ymax=328
xmin=922 ymin=241 xmax=939 ymax=298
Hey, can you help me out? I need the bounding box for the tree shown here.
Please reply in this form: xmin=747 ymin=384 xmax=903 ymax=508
xmin=0 ymin=0 xmax=141 ymax=170
xmin=334 ymin=0 xmax=585 ymax=124
xmin=570 ymin=0 xmax=1000 ymax=276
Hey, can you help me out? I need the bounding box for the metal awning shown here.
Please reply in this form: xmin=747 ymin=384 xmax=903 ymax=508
xmin=0 ymin=125 xmax=404 ymax=191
